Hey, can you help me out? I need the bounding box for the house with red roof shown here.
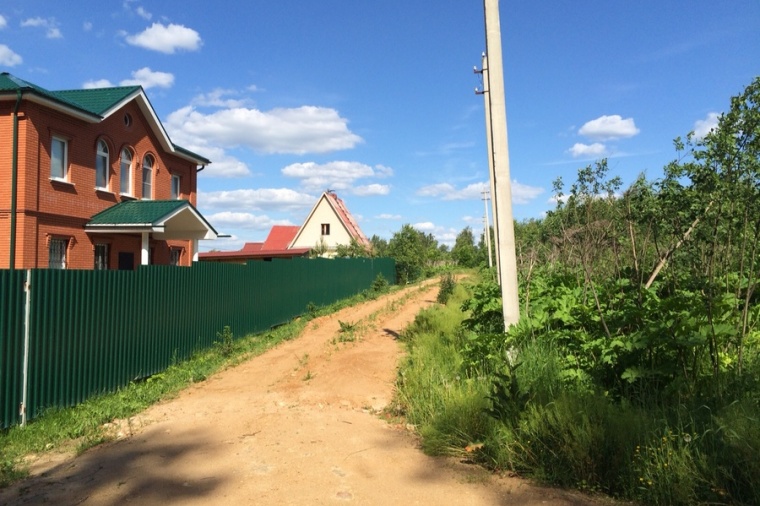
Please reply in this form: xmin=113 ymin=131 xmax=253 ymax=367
xmin=0 ymin=73 xmax=216 ymax=270
xmin=290 ymin=190 xmax=370 ymax=256
xmin=199 ymin=191 xmax=370 ymax=263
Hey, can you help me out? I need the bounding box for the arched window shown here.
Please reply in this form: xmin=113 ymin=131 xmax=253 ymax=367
xmin=96 ymin=140 xmax=109 ymax=189
xmin=120 ymin=148 xmax=133 ymax=196
xmin=142 ymin=154 xmax=154 ymax=200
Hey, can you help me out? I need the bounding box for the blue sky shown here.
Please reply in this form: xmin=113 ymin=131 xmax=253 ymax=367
xmin=2 ymin=1 xmax=758 ymax=251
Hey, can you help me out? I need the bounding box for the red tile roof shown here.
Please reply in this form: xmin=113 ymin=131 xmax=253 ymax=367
xmin=262 ymin=225 xmax=300 ymax=251
xmin=324 ymin=192 xmax=370 ymax=247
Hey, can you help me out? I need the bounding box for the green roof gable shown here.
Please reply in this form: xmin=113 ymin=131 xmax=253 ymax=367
xmin=55 ymin=86 xmax=142 ymax=116
xmin=0 ymin=72 xmax=210 ymax=165
xmin=89 ymin=200 xmax=194 ymax=226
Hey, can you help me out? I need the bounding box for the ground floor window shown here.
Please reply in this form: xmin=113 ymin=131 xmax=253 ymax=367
xmin=94 ymin=244 xmax=109 ymax=270
xmin=49 ymin=238 xmax=68 ymax=269
xmin=170 ymin=247 xmax=182 ymax=266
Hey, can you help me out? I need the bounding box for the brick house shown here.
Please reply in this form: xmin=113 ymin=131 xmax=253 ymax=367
xmin=0 ymin=73 xmax=217 ymax=270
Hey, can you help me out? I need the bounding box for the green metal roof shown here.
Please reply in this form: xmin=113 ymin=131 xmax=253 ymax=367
xmin=55 ymin=86 xmax=141 ymax=116
xmin=0 ymin=72 xmax=210 ymax=165
xmin=89 ymin=200 xmax=193 ymax=225
xmin=0 ymin=72 xmax=99 ymax=118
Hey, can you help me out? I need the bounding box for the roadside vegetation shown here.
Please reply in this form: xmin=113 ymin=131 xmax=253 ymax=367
xmin=0 ymin=274 xmax=394 ymax=488
xmin=395 ymin=77 xmax=760 ymax=505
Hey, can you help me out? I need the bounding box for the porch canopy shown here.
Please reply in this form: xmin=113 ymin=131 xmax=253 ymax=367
xmin=86 ymin=200 xmax=217 ymax=265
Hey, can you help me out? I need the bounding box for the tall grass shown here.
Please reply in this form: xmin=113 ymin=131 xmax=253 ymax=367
xmin=394 ymin=273 xmax=760 ymax=504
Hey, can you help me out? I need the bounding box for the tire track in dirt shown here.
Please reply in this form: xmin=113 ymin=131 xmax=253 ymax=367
xmin=1 ymin=280 xmax=602 ymax=506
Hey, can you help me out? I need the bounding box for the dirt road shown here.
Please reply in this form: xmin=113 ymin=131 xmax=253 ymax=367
xmin=1 ymin=282 xmax=600 ymax=505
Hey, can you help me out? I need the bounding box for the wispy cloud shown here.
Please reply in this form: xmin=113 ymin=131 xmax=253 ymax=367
xmin=21 ymin=17 xmax=62 ymax=39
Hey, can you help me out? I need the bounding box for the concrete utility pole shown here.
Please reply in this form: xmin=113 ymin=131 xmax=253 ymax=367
xmin=478 ymin=53 xmax=502 ymax=283
xmin=483 ymin=0 xmax=520 ymax=328
xmin=481 ymin=189 xmax=493 ymax=269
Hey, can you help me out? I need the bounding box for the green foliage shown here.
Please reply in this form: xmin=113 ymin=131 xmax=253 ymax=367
xmin=436 ymin=272 xmax=456 ymax=304
xmin=450 ymin=227 xmax=479 ymax=268
xmin=214 ymin=325 xmax=235 ymax=357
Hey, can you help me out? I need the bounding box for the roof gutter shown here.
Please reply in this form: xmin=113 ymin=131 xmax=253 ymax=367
xmin=9 ymin=89 xmax=23 ymax=270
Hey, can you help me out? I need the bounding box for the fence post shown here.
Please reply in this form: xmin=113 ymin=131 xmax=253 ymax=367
xmin=20 ymin=269 xmax=31 ymax=426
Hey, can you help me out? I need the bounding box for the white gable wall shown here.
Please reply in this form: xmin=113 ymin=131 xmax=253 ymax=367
xmin=290 ymin=197 xmax=352 ymax=253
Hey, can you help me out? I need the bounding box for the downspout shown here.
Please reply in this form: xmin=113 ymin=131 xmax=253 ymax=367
xmin=10 ymin=89 xmax=23 ymax=270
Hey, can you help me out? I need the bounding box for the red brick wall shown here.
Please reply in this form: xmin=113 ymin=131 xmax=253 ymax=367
xmin=0 ymin=97 xmax=200 ymax=269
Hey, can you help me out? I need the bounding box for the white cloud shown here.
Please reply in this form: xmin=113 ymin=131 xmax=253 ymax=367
xmin=120 ymin=67 xmax=174 ymax=89
xmin=377 ymin=213 xmax=401 ymax=220
xmin=578 ymin=114 xmax=639 ymax=140
xmin=191 ymin=88 xmax=251 ymax=108
xmin=693 ymin=112 xmax=719 ymax=140
xmin=413 ymin=222 xmax=436 ymax=232
xmin=206 ymin=212 xmax=292 ymax=230
xmin=511 ymin=181 xmax=545 ymax=205
xmin=0 ymin=15 xmax=7 ymax=29
xmin=412 ymin=222 xmax=458 ymax=247
xmin=568 ymin=142 xmax=607 ymax=158
xmin=125 ymin=23 xmax=201 ymax=54
xmin=418 ymin=180 xmax=543 ymax=204
xmin=83 ymin=79 xmax=115 ymax=89
xmin=0 ymin=44 xmax=22 ymax=66
xmin=83 ymin=21 xmax=93 ymax=31
xmin=353 ymin=184 xmax=390 ymax=196
xmin=198 ymin=188 xmax=316 ymax=213
xmin=417 ymin=182 xmax=485 ymax=201
xmin=20 ymin=17 xmax=62 ymax=39
xmin=282 ymin=161 xmax=387 ymax=192
xmin=166 ymin=105 xmax=362 ymax=155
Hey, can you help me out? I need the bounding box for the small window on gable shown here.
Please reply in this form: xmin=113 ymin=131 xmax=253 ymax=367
xmin=142 ymin=155 xmax=154 ymax=200
xmin=321 ymin=223 xmax=330 ymax=236
xmin=120 ymin=148 xmax=133 ymax=196
xmin=51 ymin=136 xmax=68 ymax=180
xmin=49 ymin=238 xmax=68 ymax=269
xmin=171 ymin=174 xmax=181 ymax=199
xmin=96 ymin=140 xmax=109 ymax=190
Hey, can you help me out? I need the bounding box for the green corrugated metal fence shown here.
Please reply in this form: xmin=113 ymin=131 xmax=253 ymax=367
xmin=0 ymin=257 xmax=395 ymax=428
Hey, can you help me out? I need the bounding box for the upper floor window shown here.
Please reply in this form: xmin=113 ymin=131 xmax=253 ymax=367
xmin=49 ymin=238 xmax=68 ymax=269
xmin=171 ymin=175 xmax=181 ymax=199
xmin=96 ymin=140 xmax=109 ymax=190
xmin=321 ymin=223 xmax=331 ymax=236
xmin=142 ymin=155 xmax=154 ymax=200
xmin=120 ymin=148 xmax=133 ymax=196
xmin=51 ymin=136 xmax=68 ymax=180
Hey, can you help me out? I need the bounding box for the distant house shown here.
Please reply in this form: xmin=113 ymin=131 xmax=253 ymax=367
xmin=0 ymin=73 xmax=216 ymax=270
xmin=199 ymin=191 xmax=370 ymax=262
xmin=290 ymin=190 xmax=371 ymax=257
xmin=199 ymin=226 xmax=310 ymax=264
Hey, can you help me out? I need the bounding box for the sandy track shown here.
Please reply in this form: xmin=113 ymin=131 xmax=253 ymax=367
xmin=1 ymin=282 xmax=600 ymax=506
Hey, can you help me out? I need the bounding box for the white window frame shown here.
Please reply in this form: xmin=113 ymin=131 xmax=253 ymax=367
xmin=94 ymin=243 xmax=109 ymax=270
xmin=49 ymin=238 xmax=68 ymax=269
xmin=96 ymin=140 xmax=109 ymax=190
xmin=142 ymin=155 xmax=153 ymax=200
xmin=321 ymin=223 xmax=331 ymax=236
xmin=171 ymin=174 xmax=181 ymax=199
xmin=50 ymin=136 xmax=68 ymax=181
xmin=120 ymin=148 xmax=133 ymax=196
